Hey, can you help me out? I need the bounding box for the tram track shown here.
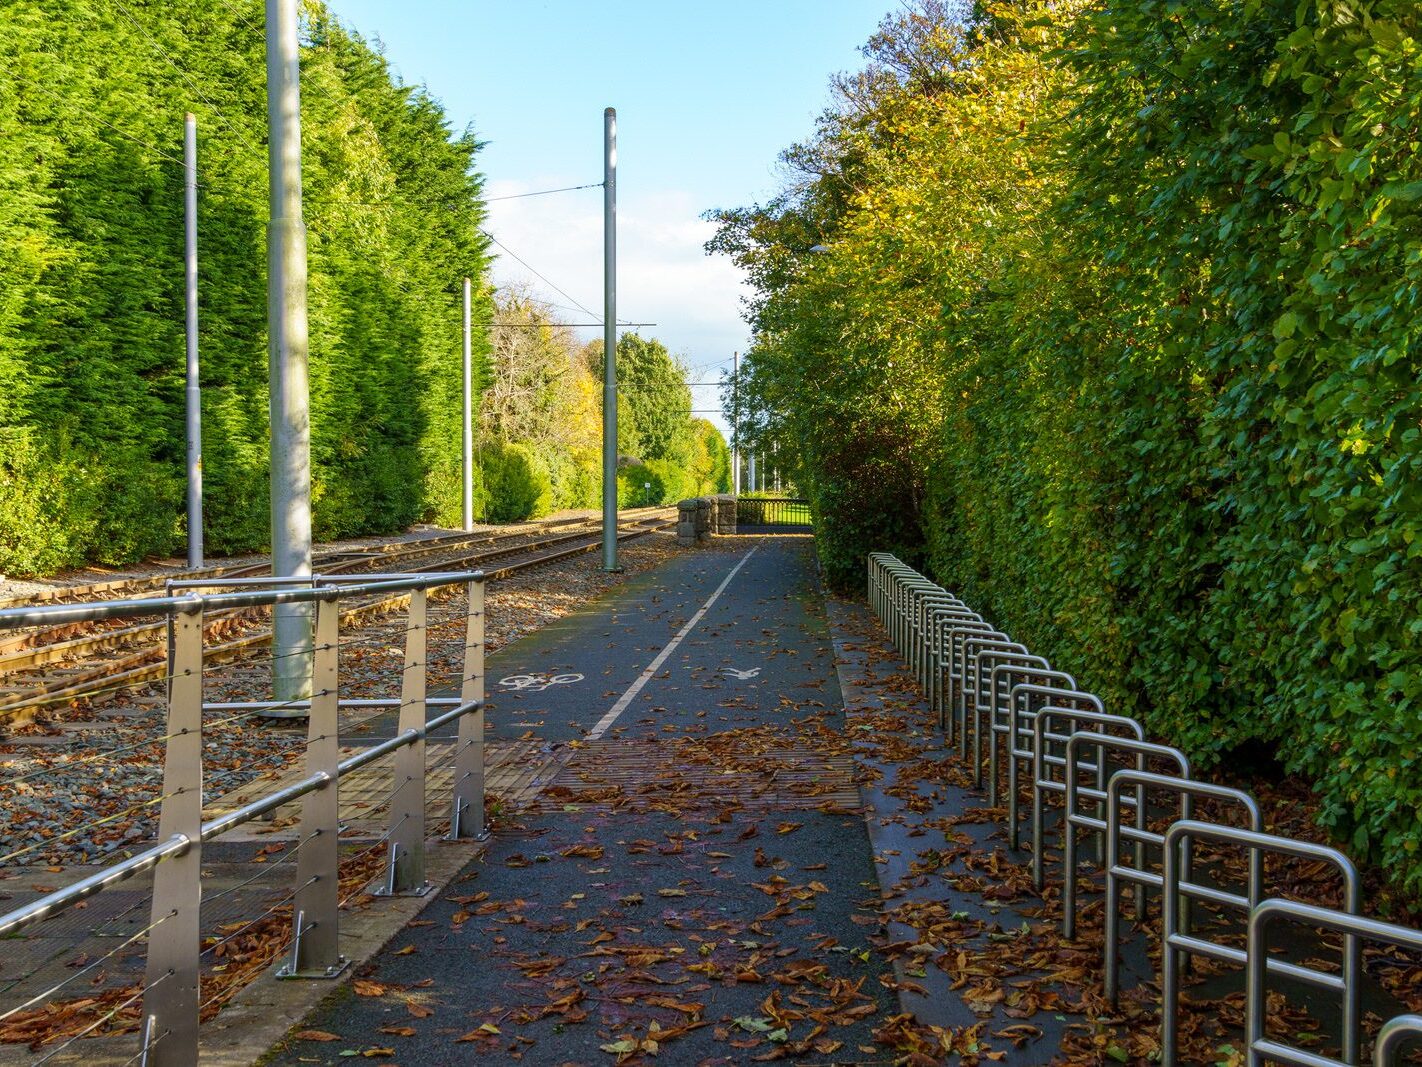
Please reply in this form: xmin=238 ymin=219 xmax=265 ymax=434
xmin=0 ymin=509 xmax=673 ymax=726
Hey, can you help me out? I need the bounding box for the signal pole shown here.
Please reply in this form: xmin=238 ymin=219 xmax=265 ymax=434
xmin=602 ymin=107 xmax=619 ymax=571
xmin=266 ymin=0 xmax=314 ymax=703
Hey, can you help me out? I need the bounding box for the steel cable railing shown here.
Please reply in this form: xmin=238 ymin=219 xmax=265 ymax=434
xmin=0 ymin=569 xmax=488 ymax=1066
xmin=867 ymin=552 xmax=1422 ymax=1066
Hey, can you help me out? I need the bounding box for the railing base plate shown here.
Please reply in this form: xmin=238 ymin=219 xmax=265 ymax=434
xmin=276 ymin=955 xmax=351 ymax=981
xmin=369 ymin=881 xmax=434 ymax=899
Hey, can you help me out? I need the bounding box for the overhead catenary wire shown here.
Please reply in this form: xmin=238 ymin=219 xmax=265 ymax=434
xmin=11 ymin=72 xmax=197 ymax=174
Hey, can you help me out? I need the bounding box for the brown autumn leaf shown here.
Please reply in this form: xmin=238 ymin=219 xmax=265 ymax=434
xmin=378 ymin=1025 xmax=418 ymax=1038
xmin=292 ymin=1030 xmax=340 ymax=1042
xmin=560 ymin=843 xmax=604 ymax=859
xmin=353 ymin=980 xmax=387 ymax=997
xmin=405 ymin=1000 xmax=433 ymax=1019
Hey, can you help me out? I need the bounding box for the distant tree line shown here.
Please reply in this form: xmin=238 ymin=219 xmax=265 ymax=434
xmin=0 ymin=0 xmax=726 ymax=575
xmin=481 ymin=296 xmax=729 ymax=518
xmin=711 ymin=0 xmax=1422 ymax=890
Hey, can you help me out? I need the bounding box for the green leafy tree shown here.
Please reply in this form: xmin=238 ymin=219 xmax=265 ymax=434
xmin=711 ymin=0 xmax=1422 ymax=893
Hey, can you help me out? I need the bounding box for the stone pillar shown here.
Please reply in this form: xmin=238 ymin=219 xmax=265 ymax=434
xmin=713 ymin=494 xmax=737 ymax=535
xmin=677 ymin=499 xmax=700 ymax=547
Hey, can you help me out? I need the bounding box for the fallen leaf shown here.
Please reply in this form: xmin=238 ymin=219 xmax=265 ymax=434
xmin=293 ymin=1030 xmax=340 ymax=1042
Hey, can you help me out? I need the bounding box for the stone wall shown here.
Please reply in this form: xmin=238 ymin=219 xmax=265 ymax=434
xmin=677 ymin=495 xmax=736 ymax=546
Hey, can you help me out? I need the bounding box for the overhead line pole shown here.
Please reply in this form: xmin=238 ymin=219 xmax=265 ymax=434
xmin=731 ymin=350 xmax=739 ymax=496
xmin=266 ymin=0 xmax=314 ymax=704
xmin=462 ymin=276 xmax=474 ymax=532
xmin=602 ymin=107 xmax=619 ymax=572
xmin=183 ymin=113 xmax=203 ymax=569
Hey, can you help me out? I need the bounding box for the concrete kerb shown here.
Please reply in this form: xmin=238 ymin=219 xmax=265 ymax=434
xmin=209 ymin=838 xmax=484 ymax=1067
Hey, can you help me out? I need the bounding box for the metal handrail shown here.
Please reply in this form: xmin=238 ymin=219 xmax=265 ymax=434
xmin=0 ymin=569 xmax=488 ymax=1066
xmin=0 ymin=571 xmax=478 ymax=629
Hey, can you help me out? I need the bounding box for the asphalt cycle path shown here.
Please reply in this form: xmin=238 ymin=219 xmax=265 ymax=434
xmin=269 ymin=536 xmax=897 ymax=1066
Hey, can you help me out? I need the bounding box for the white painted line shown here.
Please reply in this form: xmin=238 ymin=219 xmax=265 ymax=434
xmin=586 ymin=546 xmax=760 ymax=741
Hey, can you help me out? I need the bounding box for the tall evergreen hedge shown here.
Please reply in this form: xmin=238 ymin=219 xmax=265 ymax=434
xmin=0 ymin=0 xmax=492 ymax=573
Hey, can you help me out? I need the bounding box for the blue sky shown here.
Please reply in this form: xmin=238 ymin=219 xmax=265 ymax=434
xmin=328 ymin=0 xmax=889 ymax=434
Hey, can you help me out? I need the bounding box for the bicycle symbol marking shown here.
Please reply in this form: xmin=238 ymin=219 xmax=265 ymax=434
xmin=720 ymin=667 xmax=762 ymax=680
xmin=497 ymin=673 xmax=584 ymax=693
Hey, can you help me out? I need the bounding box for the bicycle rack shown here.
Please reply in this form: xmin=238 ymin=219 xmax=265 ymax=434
xmin=862 ymin=552 xmax=1422 ymax=1066
xmin=968 ymin=649 xmax=1050 ymax=790
xmin=1031 ymin=705 xmax=1143 ymax=890
xmin=1062 ymin=733 xmax=1190 ymax=940
xmin=1166 ymin=822 xmax=1361 ymax=1066
xmin=1006 ymin=683 xmax=1102 ymax=850
xmin=987 ymin=666 xmax=1077 ymax=806
xmin=1103 ymin=770 xmax=1260 ymax=1005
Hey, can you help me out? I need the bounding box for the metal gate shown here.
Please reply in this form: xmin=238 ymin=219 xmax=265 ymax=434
xmin=735 ymin=496 xmax=812 ymax=528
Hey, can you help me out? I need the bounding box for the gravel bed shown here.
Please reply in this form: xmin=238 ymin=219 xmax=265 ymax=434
xmin=0 ymin=510 xmax=606 ymax=601
xmin=0 ymin=530 xmax=683 ymax=868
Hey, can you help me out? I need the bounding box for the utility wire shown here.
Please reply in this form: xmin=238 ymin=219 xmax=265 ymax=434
xmin=483 ymin=232 xmax=644 ymax=329
xmin=11 ymin=73 xmax=194 ymax=172
xmin=111 ymin=0 xmax=261 ymax=156
xmin=481 ymin=231 xmax=602 ymax=324
xmin=486 ymin=182 xmax=602 ymax=202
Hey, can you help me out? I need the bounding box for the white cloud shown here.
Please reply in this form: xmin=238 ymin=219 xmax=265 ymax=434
xmin=483 ymin=181 xmax=752 ymax=436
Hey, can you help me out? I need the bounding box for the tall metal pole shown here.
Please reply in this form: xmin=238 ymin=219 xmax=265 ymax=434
xmin=184 ymin=113 xmax=203 ymax=570
xmin=601 ymin=107 xmax=619 ymax=571
xmin=266 ymin=0 xmax=314 ymax=702
xmin=462 ymin=276 xmax=474 ymax=532
xmin=731 ymin=350 xmax=739 ymax=497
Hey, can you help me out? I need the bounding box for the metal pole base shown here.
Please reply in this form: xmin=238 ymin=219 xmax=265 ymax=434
xmin=444 ymin=829 xmax=491 ymax=843
xmin=276 ymin=956 xmax=350 ymax=980
xmin=370 ymin=882 xmax=433 ymax=899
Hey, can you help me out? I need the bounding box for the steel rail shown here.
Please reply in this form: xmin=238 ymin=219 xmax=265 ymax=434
xmin=0 ymin=514 xmax=670 ymax=718
xmin=0 ymin=509 xmax=665 ymax=615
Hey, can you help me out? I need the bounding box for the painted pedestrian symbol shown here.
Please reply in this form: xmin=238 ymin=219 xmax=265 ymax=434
xmin=498 ymin=673 xmax=584 ymax=693
xmin=720 ymin=667 xmax=762 ymax=680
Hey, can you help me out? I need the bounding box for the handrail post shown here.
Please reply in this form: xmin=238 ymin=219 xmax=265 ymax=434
xmin=449 ymin=578 xmax=488 ymax=840
xmin=378 ymin=588 xmax=430 ymax=895
xmin=141 ymin=600 xmax=204 ymax=1065
xmin=279 ymin=594 xmax=347 ymax=977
